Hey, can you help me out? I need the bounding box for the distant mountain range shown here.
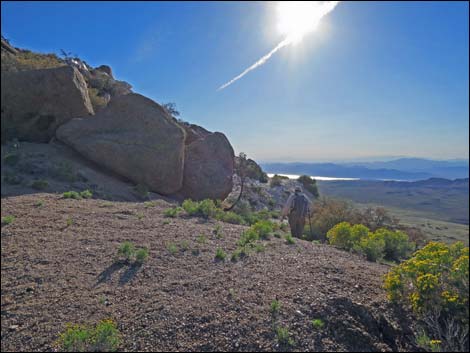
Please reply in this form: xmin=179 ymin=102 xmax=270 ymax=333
xmin=261 ymin=158 xmax=469 ymax=181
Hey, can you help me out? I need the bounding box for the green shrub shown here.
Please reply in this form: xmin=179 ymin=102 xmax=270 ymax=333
xmin=180 ymin=240 xmax=189 ymax=252
xmin=384 ymin=242 xmax=469 ymax=351
xmin=252 ymin=220 xmax=274 ymax=239
xmin=63 ymin=191 xmax=81 ymax=199
xmin=285 ymin=234 xmax=296 ymax=245
xmin=270 ymin=300 xmax=281 ymax=315
xmin=376 ymin=228 xmax=415 ymax=261
xmin=31 ymin=179 xmax=48 ymax=190
xmin=275 ymin=326 xmax=294 ymax=347
xmin=135 ymin=248 xmax=149 ymax=263
xmin=182 ymin=199 xmax=217 ymax=219
xmin=311 ymin=319 xmax=325 ymax=330
xmin=3 ymin=153 xmax=20 ymax=166
xmin=117 ymin=241 xmax=135 ymax=262
xmin=215 ymin=248 xmax=226 ymax=261
xmin=237 ymin=228 xmax=259 ymax=247
xmin=66 ymin=217 xmax=74 ymax=227
xmin=80 ymin=190 xmax=93 ymax=199
xmin=196 ymin=234 xmax=207 ymax=244
xmin=56 ymin=318 xmax=121 ymax=352
xmin=254 ymin=243 xmax=266 ymax=253
xmin=62 ymin=190 xmax=93 ymax=200
xmin=327 ymin=222 xmax=413 ymax=263
xmin=2 ymin=215 xmax=15 ymax=225
xmin=215 ymin=210 xmax=245 ymax=225
xmin=231 ymin=247 xmax=248 ymax=262
xmin=164 ymin=207 xmax=182 ymax=218
xmin=213 ymin=224 xmax=223 ymax=238
xmin=356 ymin=232 xmax=386 ymax=262
xmin=327 ymin=222 xmax=357 ymax=250
xmin=167 ymin=243 xmax=178 ymax=255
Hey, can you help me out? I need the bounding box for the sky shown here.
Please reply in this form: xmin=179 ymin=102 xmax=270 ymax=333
xmin=1 ymin=1 xmax=469 ymax=162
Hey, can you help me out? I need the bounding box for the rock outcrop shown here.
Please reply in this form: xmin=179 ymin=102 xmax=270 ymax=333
xmin=1 ymin=65 xmax=94 ymax=143
xmin=181 ymin=132 xmax=234 ymax=201
xmin=56 ymin=93 xmax=186 ymax=195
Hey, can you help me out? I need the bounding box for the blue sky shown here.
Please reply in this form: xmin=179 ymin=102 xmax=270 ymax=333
xmin=2 ymin=1 xmax=469 ymax=162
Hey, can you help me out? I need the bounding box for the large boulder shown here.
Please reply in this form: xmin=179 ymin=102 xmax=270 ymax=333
xmin=56 ymin=93 xmax=186 ymax=195
xmin=1 ymin=66 xmax=94 ymax=143
xmin=181 ymin=132 xmax=234 ymax=201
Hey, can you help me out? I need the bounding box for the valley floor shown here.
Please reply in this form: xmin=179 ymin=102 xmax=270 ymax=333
xmin=1 ymin=194 xmax=418 ymax=352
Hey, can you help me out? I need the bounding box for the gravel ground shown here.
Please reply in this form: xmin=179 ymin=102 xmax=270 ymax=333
xmin=1 ymin=193 xmax=418 ymax=352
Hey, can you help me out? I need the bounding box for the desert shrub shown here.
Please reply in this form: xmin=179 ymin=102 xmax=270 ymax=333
xmin=270 ymin=300 xmax=281 ymax=315
xmin=376 ymin=228 xmax=415 ymax=261
xmin=62 ymin=190 xmax=92 ymax=200
xmin=311 ymin=319 xmax=325 ymax=330
xmin=327 ymin=222 xmax=356 ymax=250
xmin=164 ymin=207 xmax=183 ymax=218
xmin=56 ymin=319 xmax=121 ymax=352
xmin=237 ymin=228 xmax=259 ymax=247
xmin=62 ymin=191 xmax=81 ymax=199
xmin=328 ymin=222 xmax=414 ymax=263
xmin=117 ymin=241 xmax=135 ymax=262
xmin=309 ymin=198 xmax=357 ymax=241
xmin=251 ymin=220 xmax=274 ymax=239
xmin=196 ymin=234 xmax=207 ymax=244
xmin=182 ymin=199 xmax=217 ymax=219
xmin=297 ymin=175 xmax=319 ymax=198
xmin=80 ymin=190 xmax=93 ymax=199
xmin=31 ymin=179 xmax=48 ymax=190
xmin=231 ymin=247 xmax=248 ymax=262
xmin=135 ymin=248 xmax=149 ymax=263
xmin=215 ymin=210 xmax=246 ymax=225
xmin=2 ymin=50 xmax=65 ymax=72
xmin=384 ymin=242 xmax=469 ymax=352
xmin=215 ymin=248 xmax=226 ymax=261
xmin=2 ymin=215 xmax=15 ymax=225
xmin=356 ymin=232 xmax=386 ymax=262
xmin=275 ymin=326 xmax=294 ymax=347
xmin=179 ymin=240 xmax=190 ymax=252
xmin=270 ymin=174 xmax=288 ymax=187
xmin=167 ymin=243 xmax=178 ymax=255
xmin=3 ymin=153 xmax=20 ymax=166
xmin=285 ymin=234 xmax=296 ymax=245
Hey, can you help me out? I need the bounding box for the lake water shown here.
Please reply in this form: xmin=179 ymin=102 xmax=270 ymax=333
xmin=267 ymin=173 xmax=360 ymax=181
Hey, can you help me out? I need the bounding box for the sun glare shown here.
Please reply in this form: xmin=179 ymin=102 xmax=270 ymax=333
xmin=277 ymin=1 xmax=338 ymax=44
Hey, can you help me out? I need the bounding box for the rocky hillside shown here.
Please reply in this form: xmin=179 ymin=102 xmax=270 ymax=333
xmin=1 ymin=194 xmax=418 ymax=352
xmin=1 ymin=39 xmax=421 ymax=352
xmin=1 ymin=37 xmax=234 ymax=201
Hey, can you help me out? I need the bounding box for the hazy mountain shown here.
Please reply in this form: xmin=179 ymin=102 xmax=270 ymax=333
xmin=261 ymin=158 xmax=469 ymax=181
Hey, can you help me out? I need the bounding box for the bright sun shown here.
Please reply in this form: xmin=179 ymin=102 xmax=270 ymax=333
xmin=277 ymin=1 xmax=339 ymax=44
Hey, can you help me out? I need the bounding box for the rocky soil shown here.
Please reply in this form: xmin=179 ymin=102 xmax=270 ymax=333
xmin=1 ymin=193 xmax=418 ymax=352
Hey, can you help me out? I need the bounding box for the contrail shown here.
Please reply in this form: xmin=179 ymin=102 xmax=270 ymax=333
xmin=217 ymin=38 xmax=290 ymax=91
xmin=218 ymin=1 xmax=340 ymax=91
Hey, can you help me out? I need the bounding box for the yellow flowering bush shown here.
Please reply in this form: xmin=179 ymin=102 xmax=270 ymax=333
xmin=384 ymin=241 xmax=469 ymax=351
